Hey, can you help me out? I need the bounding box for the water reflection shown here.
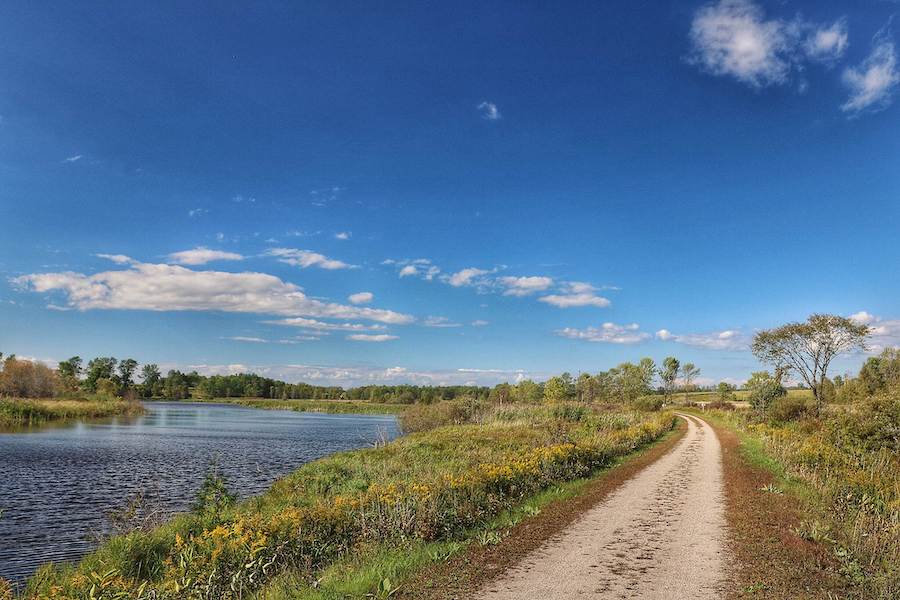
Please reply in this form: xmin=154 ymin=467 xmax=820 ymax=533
xmin=0 ymin=401 xmax=399 ymax=585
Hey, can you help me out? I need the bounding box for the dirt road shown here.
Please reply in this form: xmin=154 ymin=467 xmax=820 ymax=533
xmin=476 ymin=414 xmax=727 ymax=599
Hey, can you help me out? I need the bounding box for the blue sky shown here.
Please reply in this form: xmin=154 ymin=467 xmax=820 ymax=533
xmin=1 ymin=0 xmax=898 ymax=387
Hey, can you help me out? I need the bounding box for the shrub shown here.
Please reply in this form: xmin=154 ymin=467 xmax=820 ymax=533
xmin=768 ymin=396 xmax=812 ymax=422
xmin=706 ymin=400 xmax=735 ymax=411
xmin=745 ymin=371 xmax=786 ymax=413
xmin=399 ymin=400 xmax=471 ymax=433
xmin=632 ymin=396 xmax=663 ymax=412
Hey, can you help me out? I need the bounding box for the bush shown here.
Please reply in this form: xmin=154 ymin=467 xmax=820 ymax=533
xmin=398 ymin=400 xmax=471 ymax=433
xmin=0 ymin=358 xmax=58 ymax=398
xmin=706 ymin=400 xmax=735 ymax=411
xmin=632 ymin=396 xmax=663 ymax=412
xmin=768 ymin=396 xmax=812 ymax=422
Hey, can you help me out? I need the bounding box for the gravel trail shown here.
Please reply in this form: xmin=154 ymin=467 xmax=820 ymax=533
xmin=476 ymin=414 xmax=727 ymax=599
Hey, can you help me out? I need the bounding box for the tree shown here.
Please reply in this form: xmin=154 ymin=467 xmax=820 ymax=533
xmin=57 ymin=356 xmax=83 ymax=392
xmin=85 ymin=357 xmax=118 ymax=392
xmin=716 ymin=382 xmax=736 ymax=402
xmin=659 ymin=357 xmax=680 ymax=402
xmin=681 ymin=363 xmax=700 ymax=402
xmin=117 ymin=358 xmax=139 ymax=390
xmin=752 ymin=314 xmax=869 ymax=415
xmin=543 ymin=376 xmax=571 ymax=403
xmin=745 ymin=371 xmax=786 ymax=413
xmin=576 ymin=373 xmax=595 ymax=403
xmin=140 ymin=364 xmax=162 ymax=398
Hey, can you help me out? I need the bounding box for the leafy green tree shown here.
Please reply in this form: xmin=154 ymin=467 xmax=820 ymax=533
xmin=576 ymin=373 xmax=595 ymax=403
xmin=716 ymin=382 xmax=736 ymax=402
xmin=140 ymin=364 xmax=162 ymax=398
xmin=117 ymin=358 xmax=139 ymax=390
xmin=753 ymin=314 xmax=870 ymax=415
xmin=85 ymin=357 xmax=118 ymax=392
xmin=745 ymin=371 xmax=786 ymax=413
xmin=57 ymin=356 xmax=83 ymax=392
xmin=543 ymin=376 xmax=571 ymax=403
xmin=659 ymin=357 xmax=680 ymax=402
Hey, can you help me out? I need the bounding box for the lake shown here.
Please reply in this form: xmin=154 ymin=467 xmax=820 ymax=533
xmin=0 ymin=401 xmax=400 ymax=585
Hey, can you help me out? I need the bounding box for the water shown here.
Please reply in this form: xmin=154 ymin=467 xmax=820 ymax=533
xmin=0 ymin=401 xmax=399 ymax=585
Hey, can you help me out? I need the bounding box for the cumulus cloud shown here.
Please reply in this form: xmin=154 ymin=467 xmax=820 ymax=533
xmin=446 ymin=267 xmax=492 ymax=288
xmin=498 ymin=276 xmax=553 ymax=297
xmin=387 ymin=258 xmax=441 ymax=281
xmin=842 ymin=38 xmax=899 ymax=115
xmin=655 ymin=328 xmax=747 ymax=350
xmin=95 ymin=253 xmax=135 ymax=265
xmin=348 ymin=291 xmax=374 ymax=305
xmin=167 ymin=246 xmax=244 ymax=265
xmin=266 ymin=248 xmax=354 ymax=270
xmin=556 ymin=322 xmax=650 ymax=344
xmin=477 ymin=101 xmax=501 ymax=120
xmin=688 ymin=0 xmax=799 ymax=88
xmin=15 ymin=261 xmax=414 ymax=324
xmin=347 ymin=334 xmax=398 ymax=342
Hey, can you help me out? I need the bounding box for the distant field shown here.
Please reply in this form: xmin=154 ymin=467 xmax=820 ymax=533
xmin=680 ymin=388 xmax=813 ymax=402
xmin=202 ymin=397 xmax=409 ymax=415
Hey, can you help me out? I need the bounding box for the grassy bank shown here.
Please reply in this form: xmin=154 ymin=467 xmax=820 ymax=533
xmin=18 ymin=404 xmax=675 ymax=600
xmin=0 ymin=397 xmax=145 ymax=430
xmin=198 ymin=397 xmax=409 ymax=415
xmin=694 ymin=395 xmax=900 ymax=599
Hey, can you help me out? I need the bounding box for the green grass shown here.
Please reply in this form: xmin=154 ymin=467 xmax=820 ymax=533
xmin=19 ymin=404 xmax=675 ymax=600
xmin=0 ymin=397 xmax=144 ymax=430
xmin=197 ymin=397 xmax=409 ymax=415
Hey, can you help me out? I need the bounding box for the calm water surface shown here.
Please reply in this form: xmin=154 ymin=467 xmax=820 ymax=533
xmin=0 ymin=401 xmax=399 ymax=584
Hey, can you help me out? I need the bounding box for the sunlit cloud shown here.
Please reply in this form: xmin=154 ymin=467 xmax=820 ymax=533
xmin=556 ymin=322 xmax=650 ymax=344
xmin=348 ymin=291 xmax=374 ymax=305
xmin=266 ymin=248 xmax=355 ymax=270
xmin=842 ymin=38 xmax=899 ymax=115
xmin=477 ymin=101 xmax=501 ymax=120
xmin=347 ymin=334 xmax=398 ymax=342
xmin=167 ymin=247 xmax=244 ymax=265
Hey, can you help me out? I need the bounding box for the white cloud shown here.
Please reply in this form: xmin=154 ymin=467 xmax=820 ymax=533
xmin=265 ymin=317 xmax=387 ymax=331
xmin=348 ymin=291 xmax=373 ymax=305
xmin=387 ymin=258 xmax=441 ymax=281
xmin=447 ymin=267 xmax=492 ymax=288
xmin=539 ymin=292 xmax=610 ymax=308
xmin=167 ymin=246 xmax=244 ymax=266
xmin=477 ymin=101 xmax=501 ymax=120
xmin=656 ymin=328 xmax=747 ymax=350
xmin=223 ymin=336 xmax=268 ymax=343
xmin=63 ymin=155 xmax=83 ymax=163
xmin=266 ymin=248 xmax=354 ymax=270
xmin=471 ymin=320 xmax=490 ymax=327
xmin=805 ymin=19 xmax=849 ymax=62
xmin=188 ymin=208 xmax=208 ymax=218
xmin=347 ymin=334 xmax=398 ymax=342
xmin=849 ymin=311 xmax=900 ymax=352
xmin=95 ymin=253 xmax=135 ymax=265
xmin=842 ymin=39 xmax=899 ymax=115
xmin=423 ymin=316 xmax=462 ymax=328
xmin=399 ymin=265 xmax=419 ymax=277
xmin=15 ymin=261 xmax=414 ymax=324
xmin=688 ymin=0 xmax=798 ymax=88
xmin=556 ymin=322 xmax=650 ymax=344
xmin=498 ymin=276 xmax=553 ymax=297
xmin=334 ymin=231 xmax=351 ymax=240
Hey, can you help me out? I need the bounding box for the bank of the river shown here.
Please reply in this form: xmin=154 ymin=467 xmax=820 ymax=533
xmin=18 ymin=404 xmax=674 ymax=600
xmin=0 ymin=398 xmax=144 ymax=430
xmin=196 ymin=397 xmax=409 ymax=415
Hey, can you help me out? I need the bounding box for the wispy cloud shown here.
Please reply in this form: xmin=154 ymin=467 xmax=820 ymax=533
xmin=266 ymin=248 xmax=355 ymax=270
xmin=655 ymin=328 xmax=747 ymax=350
xmin=423 ymin=316 xmax=462 ymax=328
xmin=385 ymin=258 xmax=441 ymax=280
xmin=266 ymin=317 xmax=387 ymax=331
xmin=477 ymin=101 xmax=501 ymax=121
xmin=556 ymin=322 xmax=650 ymax=344
xmin=347 ymin=334 xmax=398 ymax=342
xmin=188 ymin=208 xmax=208 ymax=218
xmin=62 ymin=155 xmax=83 ymax=163
xmin=841 ymin=36 xmax=899 ymax=115
xmin=310 ymin=186 xmax=343 ymax=207
xmin=446 ymin=267 xmax=494 ymax=288
xmin=805 ymin=19 xmax=849 ymax=63
xmin=471 ymin=320 xmax=490 ymax=327
xmin=16 ymin=260 xmax=414 ymax=324
xmin=334 ymin=231 xmax=351 ymax=240
xmin=222 ymin=336 xmax=268 ymax=343
xmin=167 ymin=247 xmax=244 ymax=266
xmin=348 ymin=291 xmax=373 ymax=305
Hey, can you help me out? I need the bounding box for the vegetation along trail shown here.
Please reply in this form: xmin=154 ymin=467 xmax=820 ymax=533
xmin=477 ymin=414 xmax=726 ymax=599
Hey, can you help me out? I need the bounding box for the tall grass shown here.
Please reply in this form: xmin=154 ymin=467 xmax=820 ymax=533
xmin=708 ymin=392 xmax=900 ymax=598
xmin=0 ymin=397 xmax=144 ymax=429
xmin=18 ymin=404 xmax=674 ymax=599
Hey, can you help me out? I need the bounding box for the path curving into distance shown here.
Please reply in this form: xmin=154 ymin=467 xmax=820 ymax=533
xmin=477 ymin=414 xmax=727 ymax=599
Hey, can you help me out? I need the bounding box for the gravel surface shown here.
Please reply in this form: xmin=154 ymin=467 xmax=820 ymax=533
xmin=476 ymin=414 xmax=727 ymax=599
